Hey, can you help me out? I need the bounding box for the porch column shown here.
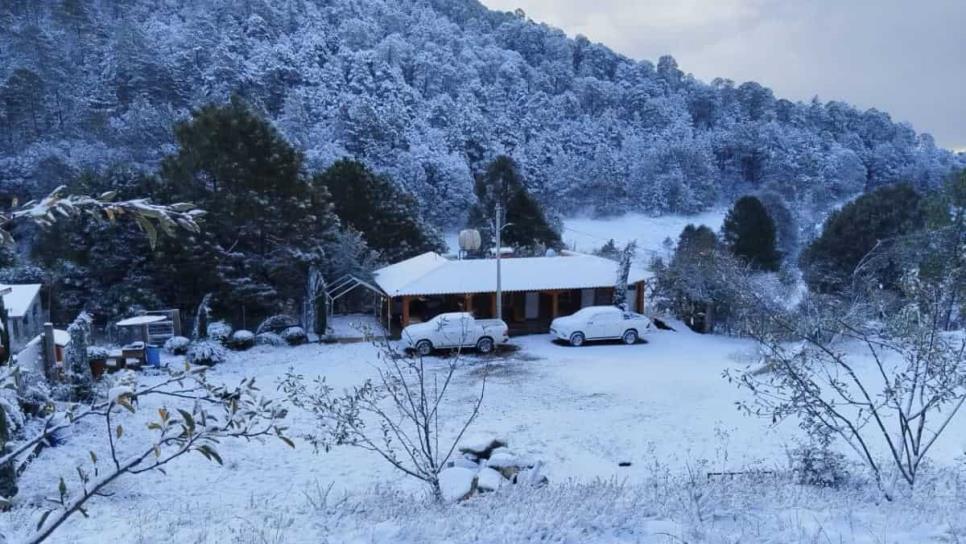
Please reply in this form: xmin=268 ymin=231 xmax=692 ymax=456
xmin=464 ymin=294 xmax=473 ymax=314
xmin=401 ymin=296 xmax=411 ymax=328
xmin=635 ymin=281 xmax=646 ymax=313
xmin=550 ymin=290 xmax=560 ymax=318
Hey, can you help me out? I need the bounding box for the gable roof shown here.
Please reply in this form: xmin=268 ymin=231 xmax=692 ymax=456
xmin=373 ymin=252 xmax=647 ymax=297
xmin=1 ymin=284 xmax=41 ymax=318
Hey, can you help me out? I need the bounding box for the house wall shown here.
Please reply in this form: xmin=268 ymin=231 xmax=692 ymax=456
xmin=8 ymin=297 xmax=46 ymax=351
xmin=390 ymin=282 xmax=645 ymax=337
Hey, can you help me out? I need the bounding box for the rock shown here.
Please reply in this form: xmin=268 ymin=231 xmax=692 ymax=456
xmin=438 ymin=467 xmax=477 ymax=502
xmin=446 ymin=457 xmax=480 ymax=470
xmin=476 ymin=467 xmax=506 ymax=492
xmin=513 ymin=461 xmax=549 ymax=487
xmin=458 ymin=434 xmax=508 ymax=460
xmin=485 ymin=451 xmax=532 ymax=480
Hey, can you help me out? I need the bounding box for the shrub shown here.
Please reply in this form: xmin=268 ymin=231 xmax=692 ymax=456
xmin=228 ymin=330 xmax=255 ymax=351
xmin=86 ymin=346 xmax=110 ymax=362
xmin=256 ymin=315 xmax=297 ymax=335
xmin=788 ymin=443 xmax=850 ymax=488
xmin=186 ymin=340 xmax=227 ymax=367
xmin=163 ymin=336 xmax=191 ymax=355
xmin=206 ymin=320 xmax=233 ymax=343
xmin=255 ymin=332 xmax=285 ymax=347
xmin=280 ymin=326 xmax=307 ymax=346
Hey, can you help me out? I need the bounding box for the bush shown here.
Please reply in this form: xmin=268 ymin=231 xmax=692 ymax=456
xmin=206 ymin=320 xmax=233 ymax=343
xmin=228 ymin=330 xmax=255 ymax=351
xmin=86 ymin=346 xmax=110 ymax=362
xmin=164 ymin=336 xmax=191 ymax=355
xmin=186 ymin=340 xmax=227 ymax=367
xmin=255 ymin=332 xmax=285 ymax=347
xmin=788 ymin=443 xmax=850 ymax=488
xmin=280 ymin=326 xmax=307 ymax=346
xmin=256 ymin=315 xmax=298 ymax=335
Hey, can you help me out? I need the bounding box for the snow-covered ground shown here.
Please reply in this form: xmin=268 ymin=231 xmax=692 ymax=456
xmin=5 ymin=326 xmax=966 ymax=543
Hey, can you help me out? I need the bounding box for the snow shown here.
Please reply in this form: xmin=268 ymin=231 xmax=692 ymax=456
xmin=476 ymin=467 xmax=505 ymax=492
xmin=115 ymin=315 xmax=167 ymax=327
xmin=3 ymin=326 xmax=965 ymax=542
xmin=438 ymin=467 xmax=476 ymax=502
xmin=373 ymin=251 xmax=647 ymax=297
xmin=0 ymin=283 xmax=41 ymax=318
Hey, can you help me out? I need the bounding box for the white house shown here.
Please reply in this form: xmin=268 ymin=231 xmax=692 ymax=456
xmin=2 ymin=283 xmax=46 ymax=350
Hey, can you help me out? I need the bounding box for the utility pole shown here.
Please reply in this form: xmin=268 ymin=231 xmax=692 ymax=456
xmin=495 ymin=203 xmax=503 ymax=321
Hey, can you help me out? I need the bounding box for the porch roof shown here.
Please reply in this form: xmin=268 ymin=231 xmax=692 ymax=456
xmin=373 ymin=251 xmax=648 ymax=297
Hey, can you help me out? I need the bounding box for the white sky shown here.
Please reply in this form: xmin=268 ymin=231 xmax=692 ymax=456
xmin=481 ymin=0 xmax=966 ymax=151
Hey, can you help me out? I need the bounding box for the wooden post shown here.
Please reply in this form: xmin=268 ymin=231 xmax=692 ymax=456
xmin=635 ymin=281 xmax=646 ymax=313
xmin=401 ymin=296 xmax=411 ymax=328
xmin=42 ymin=322 xmax=56 ymax=380
xmin=464 ymin=294 xmax=473 ymax=314
xmin=550 ymin=291 xmax=560 ymax=319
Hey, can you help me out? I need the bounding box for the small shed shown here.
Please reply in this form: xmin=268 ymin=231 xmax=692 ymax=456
xmin=116 ymin=314 xmax=171 ymax=345
xmin=1 ymin=283 xmax=45 ymax=351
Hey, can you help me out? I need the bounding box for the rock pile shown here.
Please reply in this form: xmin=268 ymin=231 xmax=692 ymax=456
xmin=438 ymin=435 xmax=547 ymax=502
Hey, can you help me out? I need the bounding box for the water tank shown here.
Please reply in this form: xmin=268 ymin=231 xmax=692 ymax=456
xmin=458 ymin=229 xmax=482 ymax=252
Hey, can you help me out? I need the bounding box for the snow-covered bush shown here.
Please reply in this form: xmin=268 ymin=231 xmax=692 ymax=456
xmin=256 ymin=315 xmax=297 ymax=335
xmin=163 ymin=336 xmax=190 ymax=355
xmin=186 ymin=340 xmax=227 ymax=367
xmin=788 ymin=443 xmax=850 ymax=488
xmin=228 ymin=330 xmax=255 ymax=351
xmin=255 ymin=332 xmax=285 ymax=347
xmin=206 ymin=320 xmax=233 ymax=343
xmin=280 ymin=326 xmax=307 ymax=346
xmin=86 ymin=346 xmax=110 ymax=361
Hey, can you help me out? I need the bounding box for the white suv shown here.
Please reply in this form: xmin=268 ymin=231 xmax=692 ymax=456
xmin=549 ymin=306 xmax=650 ymax=347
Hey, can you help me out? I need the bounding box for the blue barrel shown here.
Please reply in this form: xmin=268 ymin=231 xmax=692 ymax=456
xmin=145 ymin=345 xmax=161 ymax=367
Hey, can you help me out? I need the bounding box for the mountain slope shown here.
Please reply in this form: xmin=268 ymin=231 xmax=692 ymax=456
xmin=0 ymin=0 xmax=961 ymax=226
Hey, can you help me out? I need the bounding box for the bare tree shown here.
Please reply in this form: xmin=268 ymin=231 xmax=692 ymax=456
xmin=280 ymin=335 xmax=487 ymax=498
xmin=24 ymin=365 xmax=290 ymax=544
xmin=732 ymin=267 xmax=966 ymax=498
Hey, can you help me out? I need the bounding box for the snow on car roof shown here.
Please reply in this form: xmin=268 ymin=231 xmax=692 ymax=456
xmin=373 ymin=252 xmax=648 ymax=297
xmin=0 ymin=283 xmax=41 ymax=318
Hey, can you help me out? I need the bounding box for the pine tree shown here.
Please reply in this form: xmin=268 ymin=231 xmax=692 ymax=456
xmin=313 ymin=159 xmax=444 ymax=263
xmin=466 ymin=155 xmax=562 ymax=253
xmin=801 ymin=183 xmax=926 ymax=294
xmin=158 ymin=96 xmax=338 ymax=323
xmin=721 ymin=196 xmax=782 ymax=271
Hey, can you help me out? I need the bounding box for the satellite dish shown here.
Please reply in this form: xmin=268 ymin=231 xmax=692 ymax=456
xmin=458 ymin=229 xmax=482 ymax=252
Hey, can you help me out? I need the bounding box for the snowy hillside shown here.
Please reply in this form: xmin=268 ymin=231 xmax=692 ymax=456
xmin=1 ymin=1 xmax=962 ymax=225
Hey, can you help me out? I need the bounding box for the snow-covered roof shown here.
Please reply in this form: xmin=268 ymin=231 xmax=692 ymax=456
xmin=116 ymin=315 xmax=167 ymax=327
xmin=373 ymin=252 xmax=648 ymax=297
xmin=1 ymin=283 xmax=41 ymax=318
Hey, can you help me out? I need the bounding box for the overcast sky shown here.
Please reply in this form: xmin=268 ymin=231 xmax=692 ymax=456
xmin=482 ymin=0 xmax=966 ymax=151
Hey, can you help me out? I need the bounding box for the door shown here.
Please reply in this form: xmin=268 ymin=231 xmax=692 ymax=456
xmin=590 ymin=311 xmax=620 ymax=339
xmin=525 ymin=292 xmax=539 ymax=320
xmin=442 ymin=315 xmax=473 ymax=347
xmin=580 ymin=289 xmax=595 ymax=309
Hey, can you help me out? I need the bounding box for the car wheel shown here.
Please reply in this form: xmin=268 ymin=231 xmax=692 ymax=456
xmin=415 ymin=340 xmax=433 ymax=357
xmin=476 ymin=337 xmax=494 ymax=354
xmin=622 ymin=329 xmax=638 ymax=345
xmin=569 ymin=332 xmax=585 ymax=347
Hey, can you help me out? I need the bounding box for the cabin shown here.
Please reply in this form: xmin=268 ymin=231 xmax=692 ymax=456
xmin=1 ymin=283 xmax=46 ymax=351
xmin=373 ymin=251 xmax=647 ymax=336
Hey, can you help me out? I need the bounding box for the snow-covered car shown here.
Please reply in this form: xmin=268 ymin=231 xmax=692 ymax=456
xmin=550 ymin=306 xmax=651 ymax=346
xmin=402 ymin=312 xmax=509 ymax=356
